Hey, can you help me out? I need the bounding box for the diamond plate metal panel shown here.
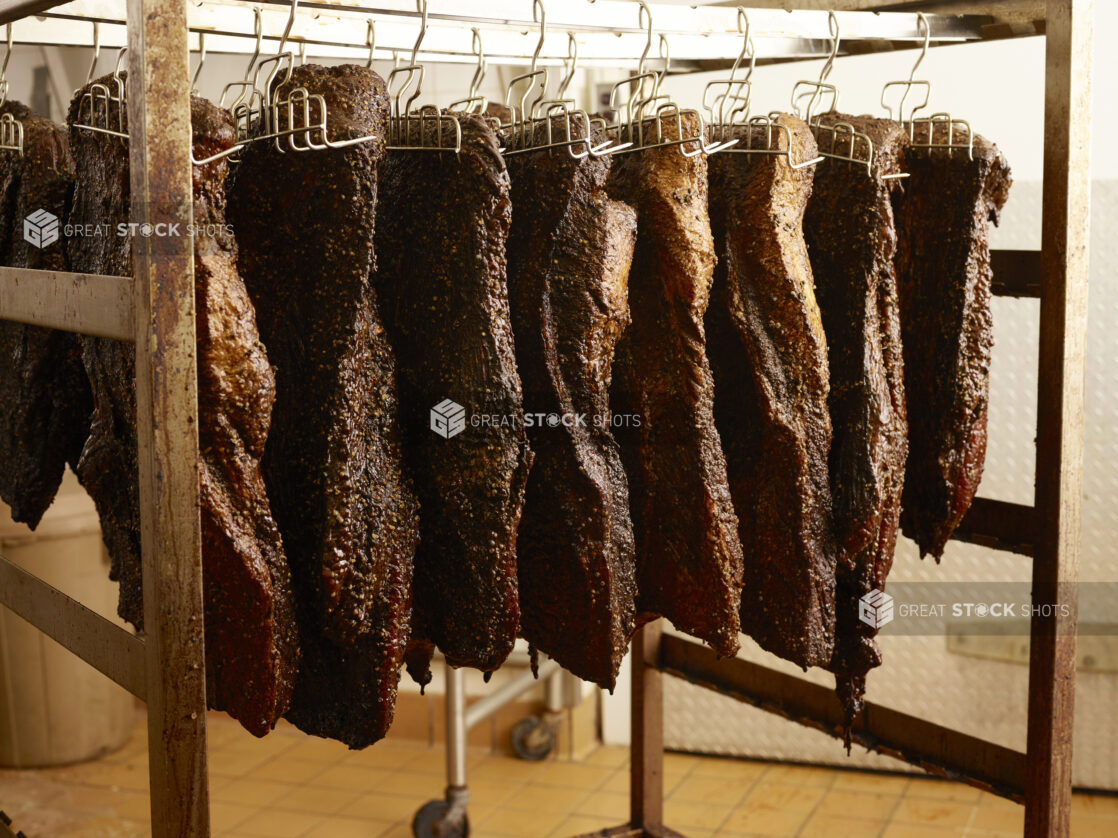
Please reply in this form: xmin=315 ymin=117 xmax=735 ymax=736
xmin=665 ymin=179 xmax=1118 ymax=790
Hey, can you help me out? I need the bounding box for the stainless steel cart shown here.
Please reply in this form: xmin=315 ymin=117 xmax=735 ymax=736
xmin=413 ymin=651 xmax=575 ymax=838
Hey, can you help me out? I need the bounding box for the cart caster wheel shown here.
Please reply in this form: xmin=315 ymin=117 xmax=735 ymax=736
xmin=413 ymin=800 xmax=469 ymax=838
xmin=510 ymin=715 xmax=555 ymax=761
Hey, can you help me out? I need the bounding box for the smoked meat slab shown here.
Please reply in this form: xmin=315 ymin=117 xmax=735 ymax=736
xmin=67 ymin=78 xmax=300 ymax=736
xmin=375 ymin=112 xmax=531 ymax=675
xmin=0 ymin=101 xmax=90 ymax=528
xmin=895 ymin=129 xmax=1012 ymax=559
xmin=506 ymin=120 xmax=638 ymax=689
xmin=607 ymin=113 xmax=744 ymax=657
xmin=706 ymin=115 xmax=837 ymax=669
xmin=229 ymin=64 xmax=419 ymax=746
xmin=802 ymin=113 xmax=908 ymax=727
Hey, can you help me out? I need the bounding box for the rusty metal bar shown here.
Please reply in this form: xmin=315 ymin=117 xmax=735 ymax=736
xmin=0 ymin=0 xmax=64 ymax=26
xmin=951 ymin=497 xmax=1036 ymax=556
xmin=0 ymin=268 xmax=134 ymax=340
xmin=991 ymin=250 xmax=1043 ymax=298
xmin=126 ymin=0 xmax=209 ymax=833
xmin=658 ymin=634 xmax=1028 ymax=802
xmin=1025 ymin=1 xmax=1092 ymax=835
xmin=0 ymin=555 xmax=147 ymax=699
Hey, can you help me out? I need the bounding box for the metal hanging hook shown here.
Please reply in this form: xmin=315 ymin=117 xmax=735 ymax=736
xmin=298 ymin=40 xmax=307 ymax=66
xmin=819 ymin=11 xmax=840 ymax=84
xmin=728 ymin=8 xmax=755 ymax=85
xmin=636 ymin=1 xmax=652 ymax=78
xmin=86 ymin=21 xmax=101 ymax=84
xmin=909 ymin=13 xmax=930 ymax=82
xmin=791 ymin=11 xmax=840 ymax=123
xmin=529 ymin=0 xmax=546 ymax=75
xmin=247 ymin=7 xmax=263 ymax=78
xmin=557 ymin=32 xmax=577 ymax=101
xmin=881 ymin=12 xmax=932 ymax=123
xmin=277 ymin=0 xmax=299 ymax=56
xmin=468 ymin=28 xmax=486 ymax=101
xmin=191 ymin=31 xmax=207 ymax=91
xmin=411 ymin=0 xmax=428 ymax=66
xmin=652 ymin=33 xmax=670 ymax=97
xmin=366 ymin=19 xmax=376 ymax=68
xmin=1 ymin=24 xmax=11 ymax=90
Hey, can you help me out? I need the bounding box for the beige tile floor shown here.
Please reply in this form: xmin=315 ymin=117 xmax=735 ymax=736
xmin=1 ymin=713 xmax=1116 ymax=838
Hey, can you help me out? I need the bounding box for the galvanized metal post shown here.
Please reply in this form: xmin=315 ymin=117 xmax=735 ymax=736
xmin=126 ymin=0 xmax=208 ymax=834
xmin=1027 ymin=1 xmax=1093 ymax=835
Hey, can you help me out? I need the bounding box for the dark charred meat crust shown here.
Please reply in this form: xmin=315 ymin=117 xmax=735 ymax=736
xmin=191 ymin=98 xmax=299 ymax=736
xmin=65 ymin=77 xmax=142 ymax=629
xmin=706 ymin=115 xmax=837 ymax=669
xmin=0 ymin=102 xmax=91 ymax=529
xmin=803 ymin=113 xmax=909 ymax=727
xmin=374 ymin=112 xmax=531 ymax=675
xmin=506 ymin=120 xmax=637 ymax=690
xmin=607 ymin=113 xmax=745 ymax=657
xmin=66 ymin=77 xmax=299 ymax=736
xmin=895 ymin=130 xmax=1011 ymax=560
xmin=229 ymin=64 xmax=420 ymax=747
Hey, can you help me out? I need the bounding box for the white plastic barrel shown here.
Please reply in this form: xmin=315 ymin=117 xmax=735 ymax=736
xmin=0 ymin=470 xmax=135 ymax=767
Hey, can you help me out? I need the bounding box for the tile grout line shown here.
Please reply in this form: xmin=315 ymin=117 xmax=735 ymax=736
xmin=708 ymin=763 xmax=771 ymax=835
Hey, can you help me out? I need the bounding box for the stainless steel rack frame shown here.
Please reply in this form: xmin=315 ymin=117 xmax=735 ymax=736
xmin=0 ymin=2 xmax=1091 ymax=837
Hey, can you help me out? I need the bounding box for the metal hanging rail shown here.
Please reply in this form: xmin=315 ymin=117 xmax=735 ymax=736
xmin=0 ymin=2 xmax=1088 ymax=838
xmin=1 ymin=0 xmax=1010 ymax=67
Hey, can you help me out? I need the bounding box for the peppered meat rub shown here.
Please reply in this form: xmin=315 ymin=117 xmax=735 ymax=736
xmin=802 ymin=114 xmax=908 ymax=728
xmin=228 ymin=64 xmax=420 ymax=747
xmin=67 ymin=78 xmax=299 ymax=736
xmin=706 ymin=115 xmax=837 ymax=669
xmin=64 ymin=79 xmax=142 ymax=628
xmin=607 ymin=113 xmax=745 ymax=657
xmin=506 ymin=120 xmax=638 ymax=690
xmin=374 ymin=113 xmax=531 ymax=675
xmin=895 ymin=129 xmax=1012 ymax=559
xmin=0 ymin=102 xmax=90 ymax=528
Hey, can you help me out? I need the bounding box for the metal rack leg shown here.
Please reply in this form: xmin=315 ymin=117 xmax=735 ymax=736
xmin=1027 ymin=2 xmax=1093 ymax=836
xmin=631 ymin=621 xmax=664 ymax=835
xmin=127 ymin=0 xmax=208 ymax=834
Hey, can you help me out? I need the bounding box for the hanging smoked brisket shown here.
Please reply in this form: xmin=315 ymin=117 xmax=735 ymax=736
xmin=895 ymin=128 xmax=1012 ymax=559
xmin=706 ymin=115 xmax=837 ymax=670
xmin=64 ymin=79 xmax=143 ymax=628
xmin=607 ymin=113 xmax=744 ymax=657
xmin=374 ymin=112 xmax=531 ymax=675
xmin=229 ymin=64 xmax=419 ymax=746
xmin=0 ymin=101 xmax=91 ymax=529
xmin=66 ymin=77 xmax=299 ymax=736
xmin=802 ymin=114 xmax=908 ymax=729
xmin=505 ymin=119 xmax=638 ymax=690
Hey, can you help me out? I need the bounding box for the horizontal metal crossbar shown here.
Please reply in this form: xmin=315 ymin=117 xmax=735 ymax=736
xmin=0 ymin=554 xmax=147 ymax=699
xmin=953 ymin=497 xmax=1036 ymax=556
xmin=0 ymin=267 xmax=134 ymax=341
xmin=658 ymin=634 xmax=1027 ymax=802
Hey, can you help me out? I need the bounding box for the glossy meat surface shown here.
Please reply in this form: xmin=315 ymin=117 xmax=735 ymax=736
xmin=706 ymin=115 xmax=837 ymax=669
xmin=229 ymin=64 xmax=419 ymax=747
xmin=374 ymin=113 xmax=531 ymax=674
xmin=802 ymin=114 xmax=909 ymax=727
xmin=895 ymin=130 xmax=1012 ymax=559
xmin=66 ymin=79 xmax=300 ymax=735
xmin=506 ymin=121 xmax=638 ymax=689
xmin=0 ymin=101 xmax=90 ymax=529
xmin=607 ymin=113 xmax=744 ymax=657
